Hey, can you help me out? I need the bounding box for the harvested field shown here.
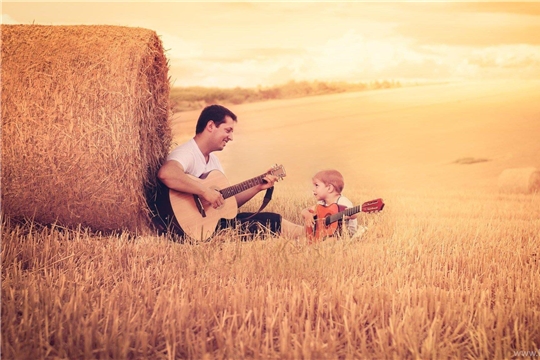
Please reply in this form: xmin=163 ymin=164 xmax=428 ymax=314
xmin=2 ymin=80 xmax=540 ymax=358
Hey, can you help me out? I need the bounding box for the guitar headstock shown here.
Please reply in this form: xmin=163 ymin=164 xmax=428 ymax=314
xmin=361 ymin=198 xmax=385 ymax=213
xmin=268 ymin=164 xmax=286 ymax=181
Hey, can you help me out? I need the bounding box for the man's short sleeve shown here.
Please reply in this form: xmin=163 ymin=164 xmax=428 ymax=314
xmin=167 ymin=145 xmax=195 ymax=174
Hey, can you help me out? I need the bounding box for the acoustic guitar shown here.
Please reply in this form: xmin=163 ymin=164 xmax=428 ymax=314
xmin=306 ymin=198 xmax=385 ymax=242
xmin=154 ymin=165 xmax=286 ymax=241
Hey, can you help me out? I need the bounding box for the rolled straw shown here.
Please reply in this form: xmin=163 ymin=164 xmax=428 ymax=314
xmin=497 ymin=167 xmax=540 ymax=194
xmin=1 ymin=25 xmax=171 ymax=234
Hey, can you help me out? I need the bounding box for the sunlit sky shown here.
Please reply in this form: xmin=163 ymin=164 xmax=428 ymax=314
xmin=3 ymin=2 xmax=540 ymax=88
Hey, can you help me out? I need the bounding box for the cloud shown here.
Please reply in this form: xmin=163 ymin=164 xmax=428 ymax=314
xmin=295 ymin=31 xmax=430 ymax=81
xmin=413 ymin=43 xmax=540 ymax=80
xmin=164 ymin=26 xmax=540 ymax=87
xmin=168 ymin=54 xmax=308 ymax=88
xmin=467 ymin=44 xmax=540 ymax=70
xmin=158 ymin=32 xmax=203 ymax=61
xmin=197 ymin=48 xmax=307 ymax=64
xmin=395 ymin=11 xmax=540 ymax=47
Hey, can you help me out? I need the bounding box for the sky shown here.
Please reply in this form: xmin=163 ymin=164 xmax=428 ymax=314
xmin=3 ymin=2 xmax=540 ymax=88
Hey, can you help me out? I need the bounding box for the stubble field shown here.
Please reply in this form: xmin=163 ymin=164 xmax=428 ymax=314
xmin=2 ymin=80 xmax=539 ymax=359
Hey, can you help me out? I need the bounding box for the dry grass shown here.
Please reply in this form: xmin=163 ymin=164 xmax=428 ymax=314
xmin=2 ymin=187 xmax=539 ymax=359
xmin=2 ymin=72 xmax=539 ymax=358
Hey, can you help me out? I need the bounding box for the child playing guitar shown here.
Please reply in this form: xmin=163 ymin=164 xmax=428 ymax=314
xmin=301 ymin=169 xmax=384 ymax=243
xmin=301 ymin=169 xmax=359 ymax=242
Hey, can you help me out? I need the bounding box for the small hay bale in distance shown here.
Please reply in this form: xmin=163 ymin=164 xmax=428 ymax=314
xmin=1 ymin=25 xmax=171 ymax=234
xmin=497 ymin=167 xmax=540 ymax=194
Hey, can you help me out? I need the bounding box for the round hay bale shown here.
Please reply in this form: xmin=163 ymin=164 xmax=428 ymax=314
xmin=497 ymin=167 xmax=540 ymax=194
xmin=1 ymin=25 xmax=171 ymax=234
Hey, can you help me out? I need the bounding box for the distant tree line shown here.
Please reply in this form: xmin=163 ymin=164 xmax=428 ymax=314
xmin=170 ymin=79 xmax=404 ymax=113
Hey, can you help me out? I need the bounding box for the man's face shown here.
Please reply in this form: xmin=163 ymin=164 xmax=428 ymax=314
xmin=211 ymin=115 xmax=235 ymax=151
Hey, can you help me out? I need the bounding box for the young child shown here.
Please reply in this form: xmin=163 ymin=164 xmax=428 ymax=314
xmin=301 ymin=169 xmax=362 ymax=240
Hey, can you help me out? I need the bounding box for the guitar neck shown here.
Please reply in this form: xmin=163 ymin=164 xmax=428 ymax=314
xmin=219 ymin=174 xmax=267 ymax=199
xmin=327 ymin=205 xmax=362 ymax=225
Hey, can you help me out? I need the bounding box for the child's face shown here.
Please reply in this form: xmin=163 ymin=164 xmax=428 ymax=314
xmin=312 ymin=178 xmax=332 ymax=202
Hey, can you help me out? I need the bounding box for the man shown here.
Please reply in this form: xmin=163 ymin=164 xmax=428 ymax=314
xmin=156 ymin=104 xmax=303 ymax=239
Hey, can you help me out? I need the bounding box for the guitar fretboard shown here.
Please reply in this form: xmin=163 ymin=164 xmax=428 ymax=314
xmin=327 ymin=205 xmax=362 ymax=225
xmin=220 ymin=175 xmax=267 ymax=199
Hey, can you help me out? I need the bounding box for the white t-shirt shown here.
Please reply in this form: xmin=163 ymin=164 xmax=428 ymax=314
xmin=318 ymin=195 xmax=358 ymax=236
xmin=167 ymin=138 xmax=224 ymax=178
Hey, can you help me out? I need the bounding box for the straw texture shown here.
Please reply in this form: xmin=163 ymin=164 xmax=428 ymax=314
xmin=498 ymin=167 xmax=540 ymax=194
xmin=1 ymin=25 xmax=171 ymax=233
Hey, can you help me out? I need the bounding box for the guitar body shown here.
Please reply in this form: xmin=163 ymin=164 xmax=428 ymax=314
xmin=151 ymin=165 xmax=287 ymax=241
xmin=170 ymin=170 xmax=237 ymax=241
xmin=306 ymin=203 xmax=340 ymax=243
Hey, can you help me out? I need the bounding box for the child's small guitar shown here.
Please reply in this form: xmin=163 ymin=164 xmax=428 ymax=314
xmin=306 ymin=198 xmax=385 ymax=242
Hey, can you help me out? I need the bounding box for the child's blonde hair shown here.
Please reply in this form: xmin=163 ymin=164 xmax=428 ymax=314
xmin=313 ymin=169 xmax=345 ymax=194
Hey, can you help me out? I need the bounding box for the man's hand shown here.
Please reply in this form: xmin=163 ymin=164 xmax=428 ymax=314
xmin=201 ymin=187 xmax=225 ymax=209
xmin=234 ymin=168 xmax=280 ymax=208
xmin=159 ymin=161 xmax=225 ymax=208
xmin=302 ymin=208 xmax=315 ymax=228
xmin=258 ymin=172 xmax=278 ymax=191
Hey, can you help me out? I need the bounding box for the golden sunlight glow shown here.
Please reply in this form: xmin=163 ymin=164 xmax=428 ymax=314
xmin=2 ymin=2 xmax=540 ymax=87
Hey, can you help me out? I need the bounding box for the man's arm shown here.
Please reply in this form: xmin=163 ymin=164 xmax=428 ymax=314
xmin=234 ymin=173 xmax=277 ymax=208
xmin=235 ymin=187 xmax=261 ymax=208
xmin=301 ymin=205 xmax=316 ymax=228
xmin=158 ymin=160 xmax=224 ymax=208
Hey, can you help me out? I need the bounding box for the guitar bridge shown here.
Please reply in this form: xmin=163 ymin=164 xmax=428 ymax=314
xmin=193 ymin=195 xmax=206 ymax=217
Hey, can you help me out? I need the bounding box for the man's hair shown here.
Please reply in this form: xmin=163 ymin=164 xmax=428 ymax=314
xmin=195 ymin=104 xmax=237 ymax=134
xmin=313 ymin=169 xmax=345 ymax=194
